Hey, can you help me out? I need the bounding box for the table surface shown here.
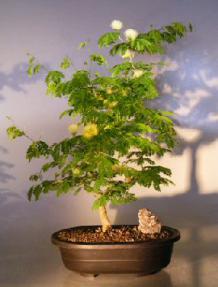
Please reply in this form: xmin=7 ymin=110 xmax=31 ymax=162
xmin=1 ymin=192 xmax=218 ymax=287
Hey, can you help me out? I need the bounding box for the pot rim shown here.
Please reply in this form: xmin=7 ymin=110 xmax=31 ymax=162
xmin=51 ymin=225 xmax=180 ymax=249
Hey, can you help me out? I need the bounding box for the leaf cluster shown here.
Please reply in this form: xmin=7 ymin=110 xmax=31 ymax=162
xmin=7 ymin=21 xmax=192 ymax=209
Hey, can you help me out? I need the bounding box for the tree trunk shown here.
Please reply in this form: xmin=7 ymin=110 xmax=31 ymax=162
xmin=99 ymin=205 xmax=111 ymax=232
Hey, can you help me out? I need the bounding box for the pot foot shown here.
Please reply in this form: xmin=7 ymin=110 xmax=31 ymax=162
xmin=149 ymin=269 xmax=161 ymax=275
xmin=79 ymin=273 xmax=99 ymax=279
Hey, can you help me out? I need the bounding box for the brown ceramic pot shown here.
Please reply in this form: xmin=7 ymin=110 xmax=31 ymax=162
xmin=51 ymin=225 xmax=180 ymax=276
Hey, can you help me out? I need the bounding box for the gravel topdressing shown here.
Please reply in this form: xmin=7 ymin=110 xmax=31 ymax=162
xmin=57 ymin=225 xmax=170 ymax=243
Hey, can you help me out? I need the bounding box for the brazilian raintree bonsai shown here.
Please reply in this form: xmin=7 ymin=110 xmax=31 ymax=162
xmin=7 ymin=20 xmax=192 ymax=235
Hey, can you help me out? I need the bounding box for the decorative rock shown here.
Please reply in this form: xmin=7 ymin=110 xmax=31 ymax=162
xmin=138 ymin=208 xmax=162 ymax=235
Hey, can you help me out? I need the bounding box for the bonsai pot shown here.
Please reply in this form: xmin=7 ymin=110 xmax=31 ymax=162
xmin=51 ymin=225 xmax=180 ymax=276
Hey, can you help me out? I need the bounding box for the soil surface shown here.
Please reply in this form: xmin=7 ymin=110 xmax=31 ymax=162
xmin=57 ymin=225 xmax=170 ymax=243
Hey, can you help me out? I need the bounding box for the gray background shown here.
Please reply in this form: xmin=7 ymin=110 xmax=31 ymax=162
xmin=0 ymin=0 xmax=218 ymax=286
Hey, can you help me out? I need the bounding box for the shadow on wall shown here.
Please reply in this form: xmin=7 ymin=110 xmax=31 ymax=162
xmin=0 ymin=60 xmax=45 ymax=205
xmin=112 ymin=41 xmax=218 ymax=287
xmin=0 ymin=145 xmax=21 ymax=214
xmin=0 ymin=146 xmax=15 ymax=183
xmin=0 ymin=62 xmax=44 ymax=100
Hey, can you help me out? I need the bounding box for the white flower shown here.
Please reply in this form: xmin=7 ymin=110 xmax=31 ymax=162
xmin=124 ymin=29 xmax=139 ymax=41
xmin=68 ymin=123 xmax=79 ymax=134
xmin=111 ymin=20 xmax=123 ymax=30
xmin=132 ymin=69 xmax=144 ymax=78
xmin=121 ymin=49 xmax=135 ymax=59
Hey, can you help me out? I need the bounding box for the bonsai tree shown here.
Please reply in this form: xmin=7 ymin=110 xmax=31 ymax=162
xmin=7 ymin=20 xmax=192 ymax=232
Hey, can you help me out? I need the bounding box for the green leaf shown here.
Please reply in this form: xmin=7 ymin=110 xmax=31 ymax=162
xmin=60 ymin=57 xmax=72 ymax=69
xmin=56 ymin=181 xmax=71 ymax=196
xmin=159 ymin=110 xmax=174 ymax=117
xmin=111 ymin=191 xmax=136 ymax=205
xmin=45 ymin=71 xmax=65 ymax=96
xmin=41 ymin=161 xmax=57 ymax=172
xmin=98 ymin=32 xmax=120 ymax=48
xmin=59 ymin=109 xmax=75 ymax=119
xmin=94 ymin=177 xmax=107 ymax=191
xmin=109 ymin=43 xmax=129 ymax=56
xmin=29 ymin=174 xmax=40 ymax=181
xmin=45 ymin=71 xmax=65 ymax=85
xmin=110 ymin=62 xmax=133 ymax=77
xmin=28 ymin=180 xmax=51 ymax=200
xmin=27 ymin=54 xmax=41 ymax=77
xmin=71 ymin=70 xmax=90 ymax=88
xmin=78 ymin=41 xmax=89 ymax=49
xmin=33 ymin=64 xmax=41 ymax=74
xmin=92 ymin=194 xmax=110 ymax=209
xmin=28 ymin=54 xmax=35 ymax=64
xmin=26 ymin=141 xmax=50 ymax=161
xmin=172 ymin=22 xmax=187 ymax=35
xmin=130 ymin=37 xmax=153 ymax=53
xmin=137 ymin=166 xmax=173 ymax=191
xmin=46 ymin=82 xmax=57 ymax=96
xmin=73 ymin=187 xmax=82 ymax=195
xmin=7 ymin=126 xmax=25 ymax=140
xmin=98 ymin=156 xmax=114 ymax=177
xmin=161 ymin=22 xmax=188 ymax=43
xmin=90 ymin=53 xmax=107 ymax=66
xmin=28 ymin=185 xmax=41 ymax=201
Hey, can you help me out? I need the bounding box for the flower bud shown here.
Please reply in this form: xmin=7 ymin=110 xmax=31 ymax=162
xmin=83 ymin=123 xmax=98 ymax=139
xmin=68 ymin=123 xmax=79 ymax=134
xmin=106 ymin=87 xmax=113 ymax=94
xmin=108 ymin=101 xmax=118 ymax=108
xmin=132 ymin=69 xmax=144 ymax=78
xmin=121 ymin=49 xmax=135 ymax=59
xmin=124 ymin=29 xmax=139 ymax=41
xmin=112 ymin=164 xmax=122 ymax=172
xmin=126 ymin=177 xmax=132 ymax=183
xmin=72 ymin=168 xmax=80 ymax=176
xmin=111 ymin=20 xmax=123 ymax=30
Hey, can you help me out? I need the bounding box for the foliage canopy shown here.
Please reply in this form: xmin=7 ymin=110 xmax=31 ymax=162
xmin=7 ymin=21 xmax=192 ymax=210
